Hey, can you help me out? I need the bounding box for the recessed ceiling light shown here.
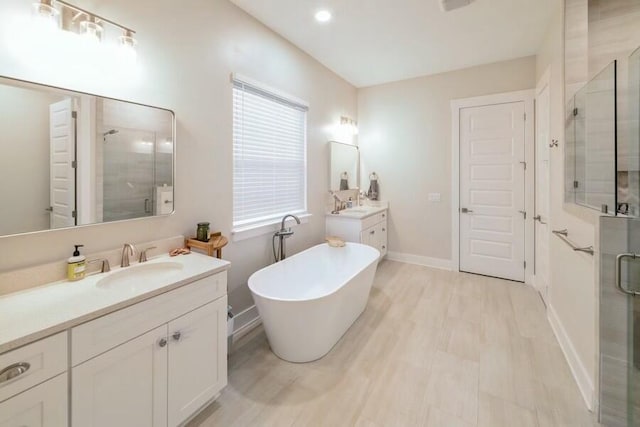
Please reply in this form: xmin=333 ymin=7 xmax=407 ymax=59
xmin=315 ymin=10 xmax=332 ymax=23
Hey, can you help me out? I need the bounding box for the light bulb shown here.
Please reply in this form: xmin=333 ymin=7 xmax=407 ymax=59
xmin=31 ymin=1 xmax=60 ymax=30
xmin=315 ymin=10 xmax=332 ymax=23
xmin=118 ymin=29 xmax=137 ymax=62
xmin=79 ymin=17 xmax=103 ymax=42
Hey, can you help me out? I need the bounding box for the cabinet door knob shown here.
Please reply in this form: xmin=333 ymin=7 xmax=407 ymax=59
xmin=370 ymin=230 xmax=375 ymax=235
xmin=382 ymin=245 xmax=386 ymax=249
xmin=158 ymin=338 xmax=167 ymax=348
xmin=172 ymin=331 xmax=182 ymax=341
xmin=382 ymin=214 xmax=386 ymax=218
xmin=382 ymin=228 xmax=386 ymax=232
xmin=0 ymin=362 xmax=30 ymax=384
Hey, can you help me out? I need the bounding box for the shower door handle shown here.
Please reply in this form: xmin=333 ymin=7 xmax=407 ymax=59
xmin=616 ymin=253 xmax=640 ymax=296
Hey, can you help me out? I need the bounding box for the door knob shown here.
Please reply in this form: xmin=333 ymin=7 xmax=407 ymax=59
xmin=45 ymin=207 xmax=53 ymax=212
xmin=172 ymin=331 xmax=182 ymax=341
xmin=158 ymin=338 xmax=167 ymax=348
xmin=533 ymin=215 xmax=547 ymax=225
xmin=460 ymin=207 xmax=473 ymax=213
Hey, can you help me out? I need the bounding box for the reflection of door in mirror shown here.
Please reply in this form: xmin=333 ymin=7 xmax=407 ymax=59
xmin=0 ymin=83 xmax=76 ymax=235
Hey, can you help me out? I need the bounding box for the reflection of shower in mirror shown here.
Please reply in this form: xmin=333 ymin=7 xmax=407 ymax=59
xmin=102 ymin=129 xmax=119 ymax=142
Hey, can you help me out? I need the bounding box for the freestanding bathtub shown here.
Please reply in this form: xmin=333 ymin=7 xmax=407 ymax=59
xmin=248 ymin=242 xmax=380 ymax=363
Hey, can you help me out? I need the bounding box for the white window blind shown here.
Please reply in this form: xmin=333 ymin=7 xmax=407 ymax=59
xmin=232 ymin=78 xmax=308 ymax=228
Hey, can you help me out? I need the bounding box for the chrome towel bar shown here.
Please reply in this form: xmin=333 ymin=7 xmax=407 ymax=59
xmin=552 ymin=229 xmax=594 ymax=255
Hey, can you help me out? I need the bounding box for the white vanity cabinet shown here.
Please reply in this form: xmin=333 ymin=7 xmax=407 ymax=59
xmin=326 ymin=209 xmax=388 ymax=257
xmin=71 ymin=271 xmax=228 ymax=427
xmin=0 ymin=332 xmax=68 ymax=427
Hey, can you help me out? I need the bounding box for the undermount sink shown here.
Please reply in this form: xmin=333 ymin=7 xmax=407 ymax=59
xmin=97 ymin=261 xmax=184 ymax=291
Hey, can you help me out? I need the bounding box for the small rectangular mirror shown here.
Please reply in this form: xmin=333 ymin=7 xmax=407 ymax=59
xmin=330 ymin=141 xmax=359 ymax=191
xmin=0 ymin=76 xmax=175 ymax=237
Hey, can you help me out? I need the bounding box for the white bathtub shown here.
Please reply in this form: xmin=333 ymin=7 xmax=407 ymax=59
xmin=248 ymin=242 xmax=380 ymax=363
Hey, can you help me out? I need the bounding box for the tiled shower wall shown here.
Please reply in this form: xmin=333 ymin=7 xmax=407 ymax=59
xmin=97 ymin=99 xmax=173 ymax=221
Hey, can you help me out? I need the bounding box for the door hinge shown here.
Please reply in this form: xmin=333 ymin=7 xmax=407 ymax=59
xmin=573 ymin=108 xmax=578 ymax=117
xmin=72 ymin=111 xmax=78 ymax=119
xmin=71 ymin=160 xmax=77 ymax=169
xmin=72 ymin=210 xmax=77 ymax=218
xmin=573 ymin=180 xmax=579 ymax=189
xmin=524 ymin=261 xmax=527 ymax=269
xmin=524 ymin=113 xmax=527 ymax=121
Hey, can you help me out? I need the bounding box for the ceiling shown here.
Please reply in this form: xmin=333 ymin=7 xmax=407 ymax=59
xmin=230 ymin=0 xmax=558 ymax=88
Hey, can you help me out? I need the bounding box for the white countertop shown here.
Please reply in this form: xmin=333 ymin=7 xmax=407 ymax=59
xmin=0 ymin=253 xmax=230 ymax=354
xmin=326 ymin=204 xmax=388 ymax=219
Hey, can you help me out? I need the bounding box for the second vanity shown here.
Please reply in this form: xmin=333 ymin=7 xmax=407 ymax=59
xmin=326 ymin=204 xmax=388 ymax=258
xmin=0 ymin=251 xmax=230 ymax=427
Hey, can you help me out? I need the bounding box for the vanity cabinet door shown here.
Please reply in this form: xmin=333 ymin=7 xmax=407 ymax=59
xmin=0 ymin=374 xmax=67 ymax=427
xmin=72 ymin=325 xmax=168 ymax=427
xmin=361 ymin=225 xmax=382 ymax=252
xmin=167 ymin=297 xmax=228 ymax=427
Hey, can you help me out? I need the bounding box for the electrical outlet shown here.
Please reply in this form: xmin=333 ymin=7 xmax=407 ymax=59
xmin=428 ymin=193 xmax=441 ymax=202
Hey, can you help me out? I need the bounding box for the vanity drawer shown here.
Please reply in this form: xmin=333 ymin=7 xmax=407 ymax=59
xmin=71 ymin=271 xmax=226 ymax=366
xmin=362 ymin=210 xmax=387 ymax=230
xmin=0 ymin=332 xmax=67 ymax=403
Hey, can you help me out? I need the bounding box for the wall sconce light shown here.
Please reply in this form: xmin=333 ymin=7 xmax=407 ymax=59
xmin=31 ymin=0 xmax=137 ymax=52
xmin=340 ymin=116 xmax=359 ymax=136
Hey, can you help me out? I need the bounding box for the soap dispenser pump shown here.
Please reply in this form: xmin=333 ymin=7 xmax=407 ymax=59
xmin=67 ymin=245 xmax=86 ymax=281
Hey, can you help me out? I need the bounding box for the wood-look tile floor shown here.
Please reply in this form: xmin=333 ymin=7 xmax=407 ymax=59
xmin=188 ymin=260 xmax=601 ymax=427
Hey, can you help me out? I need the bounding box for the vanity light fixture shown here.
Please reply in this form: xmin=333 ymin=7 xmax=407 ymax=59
xmin=340 ymin=116 xmax=359 ymax=135
xmin=315 ymin=10 xmax=332 ymax=23
xmin=30 ymin=0 xmax=137 ymax=51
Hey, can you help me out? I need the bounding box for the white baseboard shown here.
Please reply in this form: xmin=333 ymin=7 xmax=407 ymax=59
xmin=547 ymin=304 xmax=595 ymax=411
xmin=386 ymin=251 xmax=453 ymax=271
xmin=231 ymin=304 xmax=261 ymax=342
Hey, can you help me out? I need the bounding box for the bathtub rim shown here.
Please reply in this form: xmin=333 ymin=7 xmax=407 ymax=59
xmin=248 ymin=242 xmax=380 ymax=303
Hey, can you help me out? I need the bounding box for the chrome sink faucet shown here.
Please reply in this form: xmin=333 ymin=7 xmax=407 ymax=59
xmin=120 ymin=243 xmax=137 ymax=268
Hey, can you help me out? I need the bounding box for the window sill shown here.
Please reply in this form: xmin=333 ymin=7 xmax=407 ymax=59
xmin=231 ymin=213 xmax=312 ymax=242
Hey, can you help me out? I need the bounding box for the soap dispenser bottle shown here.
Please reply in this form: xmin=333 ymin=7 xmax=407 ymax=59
xmin=67 ymin=245 xmax=86 ymax=281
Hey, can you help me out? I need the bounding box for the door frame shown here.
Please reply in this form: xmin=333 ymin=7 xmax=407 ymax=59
xmin=451 ymin=89 xmax=536 ymax=285
xmin=534 ymin=67 xmax=552 ymax=301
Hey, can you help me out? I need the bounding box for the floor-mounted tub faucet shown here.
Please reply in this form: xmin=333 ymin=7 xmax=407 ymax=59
xmin=273 ymin=214 xmax=301 ymax=262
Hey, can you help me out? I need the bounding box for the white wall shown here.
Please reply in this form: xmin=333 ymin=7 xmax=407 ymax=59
xmin=357 ymin=56 xmax=536 ymax=264
xmin=536 ymin=1 xmax=597 ymax=408
xmin=0 ymin=0 xmax=357 ymax=312
xmin=0 ymin=84 xmax=64 ymax=235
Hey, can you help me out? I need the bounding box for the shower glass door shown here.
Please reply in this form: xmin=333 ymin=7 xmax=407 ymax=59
xmin=102 ymin=127 xmax=157 ymax=222
xmin=600 ymin=217 xmax=640 ymax=426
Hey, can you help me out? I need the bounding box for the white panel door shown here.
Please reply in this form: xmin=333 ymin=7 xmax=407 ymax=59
xmin=49 ymin=99 xmax=76 ymax=229
xmin=167 ymin=298 xmax=227 ymax=427
xmin=535 ymin=81 xmax=551 ymax=301
xmin=72 ymin=326 xmax=168 ymax=427
xmin=0 ymin=374 xmax=67 ymax=427
xmin=460 ymin=102 xmax=526 ymax=282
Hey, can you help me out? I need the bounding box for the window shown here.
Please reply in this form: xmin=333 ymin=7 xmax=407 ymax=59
xmin=232 ymin=76 xmax=308 ymax=231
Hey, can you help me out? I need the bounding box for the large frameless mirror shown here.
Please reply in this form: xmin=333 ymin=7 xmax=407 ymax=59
xmin=0 ymin=76 xmax=175 ymax=237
